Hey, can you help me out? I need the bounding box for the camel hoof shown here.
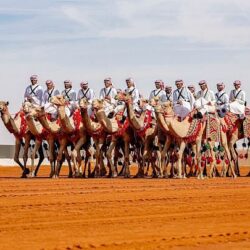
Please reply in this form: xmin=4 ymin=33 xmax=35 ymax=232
xmin=100 ymin=169 xmax=107 ymax=177
xmin=23 ymin=168 xmax=30 ymax=175
xmin=68 ymin=173 xmax=73 ymax=178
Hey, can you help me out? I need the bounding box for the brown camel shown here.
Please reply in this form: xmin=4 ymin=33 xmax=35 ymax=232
xmin=23 ymin=101 xmax=73 ymax=178
xmin=0 ymin=101 xmax=44 ymax=177
xmin=79 ymin=98 xmax=108 ymax=177
xmin=220 ymin=112 xmax=250 ymax=176
xmin=116 ymin=93 xmax=160 ymax=177
xmin=91 ymin=98 xmax=136 ymax=178
xmin=29 ymin=105 xmax=74 ymax=177
xmin=49 ymin=95 xmax=87 ymax=177
xmin=153 ymin=101 xmax=236 ymax=179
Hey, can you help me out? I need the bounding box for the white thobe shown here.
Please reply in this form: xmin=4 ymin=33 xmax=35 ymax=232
xmin=215 ymin=90 xmax=229 ymax=117
xmin=229 ymin=89 xmax=246 ymax=115
xmin=173 ymin=87 xmax=194 ymax=118
xmin=195 ymin=89 xmax=216 ymax=115
xmin=24 ymin=84 xmax=43 ymax=106
xmin=99 ymin=87 xmax=117 ymax=115
xmin=61 ymin=88 xmax=77 ymax=116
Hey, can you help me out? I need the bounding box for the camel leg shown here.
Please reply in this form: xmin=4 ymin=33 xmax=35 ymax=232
xmin=21 ymin=136 xmax=32 ymax=178
xmin=106 ymin=140 xmax=118 ymax=178
xmin=228 ymin=137 xmax=238 ymax=178
xmin=93 ymin=139 xmax=101 ymax=177
xmin=55 ymin=138 xmax=68 ymax=178
xmin=64 ymin=146 xmax=73 ymax=178
xmin=71 ymin=137 xmax=86 ymax=177
xmin=176 ymin=141 xmax=185 ymax=179
xmin=208 ymin=141 xmax=216 ymax=178
xmin=161 ymin=138 xmax=171 ymax=178
xmin=30 ymin=140 xmax=42 ymax=177
xmin=33 ymin=144 xmax=45 ymax=177
xmin=46 ymin=138 xmax=55 ymax=178
xmin=99 ymin=139 xmax=107 ymax=177
xmin=123 ymin=140 xmax=131 ymax=178
xmin=14 ymin=138 xmax=24 ymax=172
xmin=196 ymin=139 xmax=204 ymax=179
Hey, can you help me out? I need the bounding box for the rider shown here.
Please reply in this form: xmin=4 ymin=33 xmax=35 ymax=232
xmin=161 ymin=85 xmax=173 ymax=102
xmin=124 ymin=77 xmax=140 ymax=112
xmin=195 ymin=80 xmax=216 ymax=118
xmin=77 ymin=81 xmax=95 ymax=116
xmin=77 ymin=81 xmax=95 ymax=103
xmin=215 ymin=82 xmax=229 ymax=118
xmin=173 ymin=79 xmax=194 ymax=119
xmin=61 ymin=80 xmax=77 ymax=116
xmin=229 ymin=80 xmax=246 ymax=118
xmin=24 ymin=75 xmax=43 ymax=106
xmin=187 ymin=84 xmax=197 ymax=100
xmin=43 ymin=80 xmax=60 ymax=119
xmin=149 ymin=80 xmax=166 ymax=101
xmin=99 ymin=77 xmax=117 ymax=117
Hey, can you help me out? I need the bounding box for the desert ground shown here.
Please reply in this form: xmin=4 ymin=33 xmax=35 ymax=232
xmin=0 ymin=165 xmax=249 ymax=250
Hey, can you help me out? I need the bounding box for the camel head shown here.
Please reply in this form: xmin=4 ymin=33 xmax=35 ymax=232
xmin=162 ymin=101 xmax=174 ymax=116
xmin=92 ymin=99 xmax=104 ymax=111
xmin=138 ymin=98 xmax=149 ymax=109
xmin=50 ymin=95 xmax=66 ymax=106
xmin=79 ymin=98 xmax=89 ymax=110
xmin=154 ymin=104 xmax=164 ymax=113
xmin=0 ymin=101 xmax=9 ymax=114
xmin=22 ymin=101 xmax=34 ymax=115
xmin=28 ymin=105 xmax=44 ymax=118
xmin=115 ymin=91 xmax=127 ymax=102
xmin=149 ymin=97 xmax=160 ymax=107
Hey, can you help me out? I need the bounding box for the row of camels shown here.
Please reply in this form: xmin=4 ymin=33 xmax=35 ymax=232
xmin=0 ymin=92 xmax=249 ymax=179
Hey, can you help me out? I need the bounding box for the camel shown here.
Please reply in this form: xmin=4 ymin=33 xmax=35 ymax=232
xmin=153 ymin=101 xmax=236 ymax=179
xmin=48 ymin=95 xmax=87 ymax=177
xmin=91 ymin=98 xmax=136 ymax=178
xmin=116 ymin=93 xmax=160 ymax=177
xmin=29 ymin=105 xmax=74 ymax=177
xmin=220 ymin=112 xmax=250 ymax=176
xmin=79 ymin=98 xmax=109 ymax=177
xmin=0 ymin=101 xmax=44 ymax=178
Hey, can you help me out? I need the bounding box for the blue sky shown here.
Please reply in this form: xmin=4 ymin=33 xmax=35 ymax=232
xmin=1 ymin=0 xmax=250 ymax=144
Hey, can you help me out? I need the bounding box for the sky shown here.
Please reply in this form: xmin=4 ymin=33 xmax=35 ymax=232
xmin=0 ymin=0 xmax=250 ymax=144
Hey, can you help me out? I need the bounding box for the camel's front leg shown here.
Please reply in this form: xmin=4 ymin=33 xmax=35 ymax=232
xmin=71 ymin=136 xmax=86 ymax=177
xmin=106 ymin=139 xmax=117 ymax=178
xmin=223 ymin=135 xmax=237 ymax=178
xmin=123 ymin=139 xmax=131 ymax=178
xmin=30 ymin=139 xmax=42 ymax=177
xmin=176 ymin=141 xmax=186 ymax=178
xmin=14 ymin=138 xmax=24 ymax=172
xmin=161 ymin=138 xmax=171 ymax=178
xmin=55 ymin=138 xmax=68 ymax=178
xmin=47 ymin=138 xmax=55 ymax=178
xmin=21 ymin=135 xmax=32 ymax=178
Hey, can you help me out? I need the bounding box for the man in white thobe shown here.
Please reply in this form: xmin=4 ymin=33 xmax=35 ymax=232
xmin=173 ymin=79 xmax=194 ymax=119
xmin=187 ymin=84 xmax=197 ymax=100
xmin=24 ymin=75 xmax=43 ymax=107
xmin=229 ymin=80 xmax=246 ymax=117
xmin=77 ymin=81 xmax=95 ymax=116
xmin=61 ymin=80 xmax=77 ymax=116
xmin=160 ymin=85 xmax=173 ymax=103
xmin=149 ymin=80 xmax=166 ymax=101
xmin=215 ymin=82 xmax=229 ymax=118
xmin=99 ymin=77 xmax=117 ymax=117
xmin=194 ymin=80 xmax=216 ymax=118
xmin=43 ymin=80 xmax=60 ymax=119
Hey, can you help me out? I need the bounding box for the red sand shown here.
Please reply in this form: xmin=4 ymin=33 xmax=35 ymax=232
xmin=0 ymin=166 xmax=249 ymax=250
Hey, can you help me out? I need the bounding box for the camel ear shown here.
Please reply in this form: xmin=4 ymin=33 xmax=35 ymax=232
xmin=6 ymin=101 xmax=9 ymax=106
